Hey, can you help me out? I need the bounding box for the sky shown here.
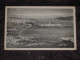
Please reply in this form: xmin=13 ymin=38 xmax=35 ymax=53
xmin=7 ymin=8 xmax=73 ymax=19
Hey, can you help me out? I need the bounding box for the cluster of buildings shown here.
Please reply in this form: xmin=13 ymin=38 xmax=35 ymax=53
xmin=8 ymin=18 xmax=31 ymax=24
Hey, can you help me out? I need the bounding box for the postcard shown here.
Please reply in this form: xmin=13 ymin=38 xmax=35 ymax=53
xmin=4 ymin=6 xmax=77 ymax=50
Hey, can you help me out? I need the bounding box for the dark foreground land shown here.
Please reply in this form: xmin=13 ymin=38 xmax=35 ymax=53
xmin=7 ymin=27 xmax=74 ymax=48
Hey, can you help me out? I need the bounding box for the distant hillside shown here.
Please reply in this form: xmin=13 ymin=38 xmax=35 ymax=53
xmin=55 ymin=16 xmax=73 ymax=20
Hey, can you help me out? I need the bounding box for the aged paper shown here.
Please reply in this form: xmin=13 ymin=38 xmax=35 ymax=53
xmin=4 ymin=6 xmax=77 ymax=50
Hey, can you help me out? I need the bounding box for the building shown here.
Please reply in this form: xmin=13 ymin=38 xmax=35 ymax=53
xmin=40 ymin=22 xmax=63 ymax=27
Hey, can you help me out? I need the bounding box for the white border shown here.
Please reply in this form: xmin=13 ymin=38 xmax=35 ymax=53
xmin=4 ymin=6 xmax=77 ymax=50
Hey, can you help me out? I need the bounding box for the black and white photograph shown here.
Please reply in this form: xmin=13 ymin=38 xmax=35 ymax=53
xmin=4 ymin=6 xmax=76 ymax=50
